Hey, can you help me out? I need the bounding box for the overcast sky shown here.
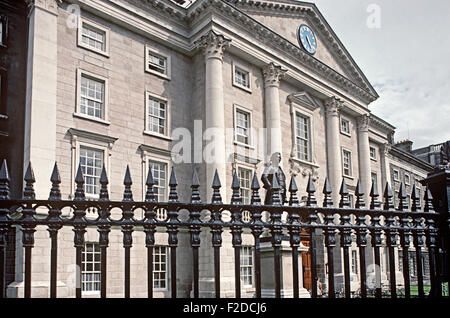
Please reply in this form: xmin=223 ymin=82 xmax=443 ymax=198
xmin=311 ymin=0 xmax=450 ymax=148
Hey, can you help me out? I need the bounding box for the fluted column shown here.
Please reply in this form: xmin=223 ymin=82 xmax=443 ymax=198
xmin=196 ymin=31 xmax=231 ymax=202
xmin=357 ymin=114 xmax=372 ymax=206
xmin=324 ymin=97 xmax=344 ymax=206
xmin=380 ymin=143 xmax=391 ymax=191
xmin=263 ymin=63 xmax=287 ymax=162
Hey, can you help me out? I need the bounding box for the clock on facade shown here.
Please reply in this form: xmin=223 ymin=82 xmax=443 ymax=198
xmin=298 ymin=24 xmax=317 ymax=55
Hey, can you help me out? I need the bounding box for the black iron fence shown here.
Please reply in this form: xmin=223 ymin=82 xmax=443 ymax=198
xmin=0 ymin=159 xmax=448 ymax=298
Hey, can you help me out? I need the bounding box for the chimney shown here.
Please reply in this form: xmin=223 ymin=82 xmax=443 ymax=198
xmin=395 ymin=140 xmax=414 ymax=153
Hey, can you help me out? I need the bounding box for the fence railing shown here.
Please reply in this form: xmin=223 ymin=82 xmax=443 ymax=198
xmin=0 ymin=159 xmax=447 ymax=298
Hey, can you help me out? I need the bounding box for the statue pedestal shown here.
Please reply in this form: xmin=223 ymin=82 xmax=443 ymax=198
xmin=260 ymin=240 xmax=310 ymax=298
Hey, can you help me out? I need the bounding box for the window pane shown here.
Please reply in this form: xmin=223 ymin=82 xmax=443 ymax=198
xmin=80 ymin=76 xmax=104 ymax=119
xmin=148 ymin=97 xmax=167 ymax=135
xmin=80 ymin=147 xmax=104 ymax=195
xmin=296 ymin=114 xmax=310 ymax=161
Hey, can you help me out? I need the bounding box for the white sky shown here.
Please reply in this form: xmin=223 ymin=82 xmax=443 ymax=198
xmin=311 ymin=0 xmax=450 ymax=148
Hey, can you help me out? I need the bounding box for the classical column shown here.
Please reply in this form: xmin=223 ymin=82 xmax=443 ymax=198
xmin=196 ymin=31 xmax=231 ymax=202
xmin=357 ymin=114 xmax=372 ymax=206
xmin=324 ymin=97 xmax=344 ymax=206
xmin=263 ymin=62 xmax=287 ymax=162
xmin=23 ymin=0 xmax=59 ymax=199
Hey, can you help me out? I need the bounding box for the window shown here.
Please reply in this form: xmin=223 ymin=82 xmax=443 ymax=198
xmin=240 ymin=246 xmax=253 ymax=286
xmin=145 ymin=46 xmax=170 ymax=79
xmin=398 ymin=249 xmax=403 ymax=272
xmin=405 ymin=174 xmax=410 ymax=185
xmin=80 ymin=146 xmax=104 ymax=196
xmin=235 ymin=109 xmax=251 ymax=145
xmin=351 ymin=250 xmax=358 ymax=274
xmin=82 ymin=243 xmax=101 ymax=293
xmin=154 ymin=246 xmax=168 ymax=289
xmin=348 ymin=194 xmax=354 ymax=208
xmin=149 ymin=160 xmax=168 ymax=202
xmin=370 ymin=147 xmax=377 ymax=160
xmin=77 ymin=18 xmax=109 ymax=56
xmin=80 ymin=75 xmax=105 ymax=119
xmin=238 ymin=167 xmax=252 ymax=205
xmin=342 ymin=149 xmax=352 ymax=177
xmin=146 ymin=94 xmax=167 ymax=136
xmin=81 ymin=22 xmax=106 ymax=52
xmin=295 ymin=113 xmax=311 ymax=161
xmin=234 ymin=67 xmax=250 ymax=89
xmin=340 ymin=117 xmax=351 ymax=135
xmin=0 ymin=16 xmax=7 ymax=46
xmin=393 ymin=169 xmax=400 ymax=182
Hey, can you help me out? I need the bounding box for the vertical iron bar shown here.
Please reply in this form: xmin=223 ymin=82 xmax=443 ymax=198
xmin=98 ymin=165 xmax=110 ymax=299
xmin=415 ymin=247 xmax=424 ymax=298
xmin=288 ymin=176 xmax=301 ymax=299
xmin=121 ymin=166 xmax=134 ymax=299
xmin=231 ymin=170 xmax=243 ymax=299
xmin=274 ymin=246 xmax=281 ymax=298
xmin=101 ymin=247 xmax=107 ymax=298
xmin=147 ymin=247 xmax=153 ymax=298
xmin=292 ymin=247 xmax=299 ymax=298
xmin=402 ymin=246 xmax=411 ymax=298
xmin=234 ymin=247 xmax=241 ymax=298
xmin=388 ymin=247 xmax=397 ymax=298
xmin=342 ymin=246 xmax=351 ymax=298
xmin=358 ymin=246 xmax=367 ymax=298
xmin=310 ymin=230 xmax=317 ymax=298
xmin=193 ymin=247 xmax=199 ymax=298
xmin=339 ymin=180 xmax=351 ymax=298
xmin=75 ymin=246 xmax=82 ymax=298
xmin=0 ymin=160 xmax=10 ymax=299
xmin=250 ymin=172 xmax=263 ymax=298
xmin=254 ymin=237 xmax=261 ymax=298
xmin=326 ymin=246 xmax=335 ymax=298
xmin=373 ymin=247 xmax=382 ymax=298
xmin=214 ymin=246 xmax=220 ymax=298
xmin=124 ymin=247 xmax=130 ymax=298
xmin=171 ymin=246 xmax=177 ymax=299
xmin=24 ymin=247 xmax=32 ymax=298
xmin=50 ymin=234 xmax=58 ymax=298
xmin=0 ymin=244 xmax=5 ymax=298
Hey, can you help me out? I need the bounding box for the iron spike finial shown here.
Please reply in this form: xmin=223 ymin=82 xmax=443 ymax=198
xmin=231 ymin=169 xmax=242 ymax=205
xmin=49 ymin=162 xmax=62 ymax=200
xmin=322 ymin=177 xmax=333 ymax=208
xmin=355 ymin=179 xmax=365 ymax=209
xmin=23 ymin=163 xmax=36 ymax=200
xmin=339 ymin=179 xmax=350 ymax=208
xmin=123 ymin=165 xmax=133 ymax=202
xmin=411 ymin=184 xmax=421 ymax=212
xmin=99 ymin=165 xmax=109 ymax=201
xmin=211 ymin=169 xmax=222 ymax=204
xmin=423 ymin=186 xmax=434 ymax=212
xmin=250 ymin=172 xmax=261 ymax=205
xmin=169 ymin=166 xmax=178 ymax=187
xmin=145 ymin=167 xmax=157 ymax=203
xmin=0 ymin=159 xmax=10 ymax=200
xmin=288 ymin=176 xmax=299 ymax=206
xmin=306 ymin=175 xmax=317 ymax=207
xmin=74 ymin=163 xmax=85 ymax=201
xmin=168 ymin=166 xmax=179 ymax=203
xmin=190 ymin=168 xmax=201 ymax=204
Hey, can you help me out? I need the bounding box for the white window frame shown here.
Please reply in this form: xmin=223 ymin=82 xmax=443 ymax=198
xmin=351 ymin=250 xmax=358 ymax=275
xmin=236 ymin=165 xmax=254 ymax=205
xmin=75 ymin=69 xmax=110 ymax=125
xmin=153 ymin=245 xmax=169 ymax=291
xmin=370 ymin=146 xmax=377 ymax=161
xmin=81 ymin=242 xmax=101 ymax=295
xmin=240 ymin=246 xmax=254 ymax=288
xmin=233 ymin=105 xmax=253 ymax=148
xmin=232 ymin=61 xmax=252 ymax=93
xmin=340 ymin=116 xmax=351 ymax=137
xmin=144 ymin=92 xmax=171 ymax=140
xmin=77 ymin=17 xmax=110 ymax=57
xmin=69 ymin=128 xmax=116 ymax=201
xmin=145 ymin=45 xmax=171 ymax=80
xmin=342 ymin=148 xmax=353 ymax=178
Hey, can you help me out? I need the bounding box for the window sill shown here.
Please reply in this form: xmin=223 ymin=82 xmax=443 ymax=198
xmin=234 ymin=141 xmax=255 ymax=150
xmin=232 ymin=82 xmax=252 ymax=94
xmin=77 ymin=43 xmax=110 ymax=58
xmin=370 ymin=157 xmax=377 ymax=162
xmin=343 ymin=175 xmax=354 ymax=180
xmin=340 ymin=131 xmax=352 ymax=138
xmin=145 ymin=69 xmax=171 ymax=81
xmin=73 ymin=113 xmax=110 ymax=126
xmin=290 ymin=157 xmax=320 ymax=169
xmin=143 ymin=130 xmax=172 ymax=141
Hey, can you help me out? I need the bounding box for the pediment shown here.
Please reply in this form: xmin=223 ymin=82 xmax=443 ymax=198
xmin=222 ymin=0 xmax=378 ymax=101
xmin=288 ymin=91 xmax=319 ymax=111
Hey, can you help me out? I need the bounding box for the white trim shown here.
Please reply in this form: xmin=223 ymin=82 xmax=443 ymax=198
xmin=232 ymin=61 xmax=252 ymax=93
xmin=340 ymin=115 xmax=351 ymax=137
xmin=235 ymin=164 xmax=254 ymax=206
xmin=290 ymin=105 xmax=315 ymax=164
xmin=342 ymin=147 xmax=353 ymax=178
xmin=144 ymin=91 xmax=171 ymax=139
xmin=77 ymin=16 xmax=110 ymax=57
xmin=145 ymin=45 xmax=171 ymax=80
xmin=75 ymin=69 xmax=109 ymax=124
xmin=233 ymin=104 xmax=254 ymax=148
xmin=153 ymin=245 xmax=170 ymax=292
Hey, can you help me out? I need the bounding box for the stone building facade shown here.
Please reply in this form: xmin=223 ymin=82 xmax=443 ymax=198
xmin=2 ymin=0 xmax=433 ymax=297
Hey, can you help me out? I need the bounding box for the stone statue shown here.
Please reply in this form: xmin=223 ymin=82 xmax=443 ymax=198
xmin=261 ymin=152 xmax=287 ymax=205
xmin=440 ymin=141 xmax=450 ymax=167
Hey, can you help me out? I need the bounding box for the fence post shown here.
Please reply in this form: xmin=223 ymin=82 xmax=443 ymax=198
xmin=0 ymin=160 xmax=10 ymax=298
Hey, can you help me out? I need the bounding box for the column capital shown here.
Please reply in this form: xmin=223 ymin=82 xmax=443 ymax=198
xmin=324 ymin=96 xmax=344 ymax=117
xmin=26 ymin=0 xmax=61 ymax=15
xmin=195 ymin=30 xmax=231 ymax=61
xmin=263 ymin=62 xmax=287 ymax=87
xmin=357 ymin=114 xmax=371 ymax=132
xmin=380 ymin=143 xmax=391 ymax=157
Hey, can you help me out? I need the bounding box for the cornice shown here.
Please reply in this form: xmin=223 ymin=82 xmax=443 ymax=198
xmin=288 ymin=91 xmax=320 ymax=112
xmin=369 ymin=113 xmax=396 ymax=133
xmin=389 ymin=146 xmax=433 ymax=172
xmin=68 ymin=128 xmax=118 ymax=145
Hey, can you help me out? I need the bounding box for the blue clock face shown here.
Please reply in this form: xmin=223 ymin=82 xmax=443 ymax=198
xmin=298 ymin=24 xmax=317 ymax=55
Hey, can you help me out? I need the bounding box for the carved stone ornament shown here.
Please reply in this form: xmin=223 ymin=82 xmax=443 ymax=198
xmin=380 ymin=143 xmax=391 ymax=158
xmin=195 ymin=30 xmax=231 ymax=60
xmin=357 ymin=114 xmax=371 ymax=132
xmin=324 ymin=96 xmax=344 ymax=117
xmin=26 ymin=0 xmax=61 ymax=14
xmin=288 ymin=158 xmax=319 ymax=182
xmin=262 ymin=62 xmax=287 ymax=87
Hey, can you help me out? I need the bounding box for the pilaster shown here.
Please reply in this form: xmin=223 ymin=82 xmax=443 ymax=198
xmin=357 ymin=114 xmax=371 ymax=205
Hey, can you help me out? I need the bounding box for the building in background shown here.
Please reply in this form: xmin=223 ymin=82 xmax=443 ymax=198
xmin=412 ymin=141 xmax=448 ymax=167
xmin=1 ymin=0 xmax=435 ymax=297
